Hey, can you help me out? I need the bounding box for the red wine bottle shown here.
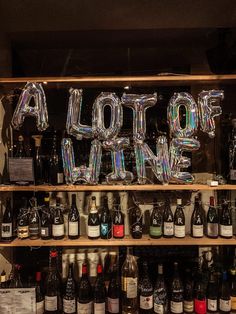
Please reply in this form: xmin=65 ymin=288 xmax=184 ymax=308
xmin=220 ymin=200 xmax=233 ymax=238
xmin=130 ymin=204 xmax=143 ymax=239
xmin=87 ymin=196 xmax=100 ymax=239
xmin=63 ymin=263 xmax=76 ymax=314
xmin=207 ymin=273 xmax=218 ymax=313
xmin=41 ymin=194 xmax=52 ymax=240
xmin=113 ymin=197 xmax=124 ymax=239
xmin=194 ymin=281 xmax=206 ymax=314
xmin=68 ymin=194 xmax=80 ymax=239
xmin=36 ymin=271 xmax=45 ymax=314
xmin=49 ymin=131 xmax=64 ymax=185
xmin=17 ymin=197 xmax=29 ymax=239
xmin=107 ymin=264 xmax=120 ymax=314
xmin=219 ymin=271 xmax=231 ymax=313
xmin=139 ymin=261 xmax=153 ymax=314
xmin=32 ymin=135 xmax=44 ymax=185
xmin=29 ymin=198 xmax=40 ymax=240
xmin=174 ymin=199 xmax=185 ymax=238
xmin=100 ymin=196 xmax=112 ymax=239
xmin=183 ymin=269 xmax=194 ymax=313
xmin=191 ymin=195 xmax=204 ymax=238
xmin=0 ymin=270 xmax=7 ymax=288
xmin=52 ymin=197 xmax=65 ymax=240
xmin=77 ymin=263 xmax=93 ymax=313
xmin=94 ymin=263 xmax=106 ymax=314
xmin=163 ymin=198 xmax=174 ymax=238
xmin=207 ymin=196 xmax=219 ymax=238
xmin=170 ymin=262 xmax=184 ymax=314
xmin=153 ymin=264 xmax=168 ymax=314
xmin=149 ymin=199 xmax=162 ymax=239
xmin=1 ymin=197 xmax=13 ymax=242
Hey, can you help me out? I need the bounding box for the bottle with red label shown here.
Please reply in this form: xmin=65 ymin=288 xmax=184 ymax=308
xmin=194 ymin=281 xmax=206 ymax=314
xmin=94 ymin=263 xmax=106 ymax=314
xmin=113 ymin=197 xmax=124 ymax=239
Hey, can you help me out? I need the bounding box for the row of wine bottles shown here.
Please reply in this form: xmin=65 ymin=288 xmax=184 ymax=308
xmin=0 ymin=193 xmax=234 ymax=242
xmin=2 ymin=247 xmax=236 ymax=314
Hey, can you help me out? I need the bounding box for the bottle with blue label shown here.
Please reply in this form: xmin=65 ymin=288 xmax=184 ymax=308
xmin=100 ymin=196 xmax=112 ymax=239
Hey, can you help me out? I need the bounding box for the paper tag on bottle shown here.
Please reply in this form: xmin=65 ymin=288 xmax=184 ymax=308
xmin=140 ymin=294 xmax=153 ymax=309
xmin=94 ymin=302 xmax=105 ymax=314
xmin=194 ymin=298 xmax=206 ymax=314
xmin=150 ymin=226 xmax=162 ymax=237
xmin=63 ymin=298 xmax=76 ymax=313
xmin=231 ymin=296 xmax=236 ymax=310
xmin=207 ymin=223 xmax=218 ymax=237
xmin=192 ymin=225 xmax=204 ymax=237
xmin=69 ymin=221 xmax=79 ymax=236
xmin=207 ymin=298 xmax=217 ymax=311
xmin=107 ymin=297 xmax=119 ymax=313
xmin=122 ymin=277 xmax=138 ymax=298
xmin=184 ymin=300 xmax=194 ymax=312
xmin=17 ymin=226 xmax=29 ymax=239
xmin=230 ymin=169 xmax=236 ymax=180
xmin=45 ymin=296 xmax=57 ymax=311
xmin=52 ymin=224 xmax=64 ymax=237
xmin=220 ymin=225 xmax=233 ymax=237
xmin=41 ymin=227 xmax=49 ymax=237
xmin=219 ymin=298 xmax=231 ymax=311
xmin=57 ymin=172 xmax=64 ymax=184
xmin=154 ymin=303 xmax=164 ymax=313
xmin=36 ymin=300 xmax=44 ymax=314
xmin=113 ymin=225 xmax=124 ymax=238
xmin=87 ymin=225 xmax=100 ymax=238
xmin=174 ymin=225 xmax=185 ymax=238
xmin=1 ymin=223 xmax=12 ymax=238
xmin=170 ymin=301 xmax=183 ymax=313
xmin=77 ymin=301 xmax=92 ymax=314
xmin=164 ymin=222 xmax=174 ymax=236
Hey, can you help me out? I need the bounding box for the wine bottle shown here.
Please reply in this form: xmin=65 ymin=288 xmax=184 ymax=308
xmin=207 ymin=196 xmax=219 ymax=238
xmin=94 ymin=263 xmax=106 ymax=314
xmin=170 ymin=262 xmax=184 ymax=314
xmin=191 ymin=195 xmax=204 ymax=238
xmin=194 ymin=280 xmax=206 ymax=314
xmin=149 ymin=199 xmax=162 ymax=239
xmin=207 ymin=273 xmax=218 ymax=313
xmin=9 ymin=264 xmax=23 ymax=288
xmin=52 ymin=197 xmax=65 ymax=240
xmin=174 ymin=199 xmax=185 ymax=238
xmin=231 ymin=266 xmax=236 ymax=313
xmin=1 ymin=197 xmax=13 ymax=242
xmin=49 ymin=131 xmax=64 ymax=185
xmin=45 ymin=250 xmax=61 ymax=314
xmin=0 ymin=270 xmax=7 ymax=288
xmin=113 ymin=197 xmax=125 ymax=239
xmin=229 ymin=118 xmax=236 ymax=182
xmin=77 ymin=263 xmax=93 ymax=313
xmin=153 ymin=264 xmax=168 ymax=314
xmin=41 ymin=194 xmax=52 ymax=240
xmin=36 ymin=271 xmax=45 ymax=314
xmin=130 ymin=203 xmax=143 ymax=239
xmin=68 ymin=194 xmax=80 ymax=239
xmin=183 ymin=269 xmax=194 ymax=313
xmin=17 ymin=197 xmax=29 ymax=239
xmin=219 ymin=271 xmax=231 ymax=313
xmin=139 ymin=261 xmax=153 ymax=313
xmin=15 ymin=135 xmax=27 ymax=157
xmin=32 ymin=135 xmax=44 ymax=185
xmin=107 ymin=264 xmax=120 ymax=314
xmin=100 ymin=196 xmax=112 ymax=239
xmin=163 ymin=198 xmax=174 ymax=238
xmin=220 ymin=200 xmax=233 ymax=238
xmin=87 ymin=196 xmax=100 ymax=239
xmin=63 ymin=263 xmax=76 ymax=314
xmin=29 ymin=198 xmax=40 ymax=240
xmin=121 ymin=247 xmax=138 ymax=313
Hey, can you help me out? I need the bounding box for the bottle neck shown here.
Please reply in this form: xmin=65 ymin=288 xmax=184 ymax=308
xmin=158 ymin=264 xmax=163 ymax=275
xmin=90 ymin=200 xmax=97 ymax=213
xmin=210 ymin=197 xmax=214 ymax=207
xmin=36 ymin=271 xmax=41 ymax=283
xmin=68 ymin=264 xmax=73 ymax=278
xmin=82 ymin=264 xmax=88 ymax=278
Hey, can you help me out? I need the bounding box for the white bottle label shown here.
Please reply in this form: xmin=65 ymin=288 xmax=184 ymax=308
xmin=107 ymin=297 xmax=119 ymax=313
xmin=77 ymin=301 xmax=92 ymax=314
xmin=220 ymin=225 xmax=233 ymax=237
xmin=174 ymin=225 xmax=185 ymax=238
xmin=68 ymin=221 xmax=79 ymax=236
xmin=52 ymin=224 xmax=64 ymax=237
xmin=1 ymin=223 xmax=12 ymax=238
xmin=219 ymin=298 xmax=231 ymax=311
xmin=184 ymin=300 xmax=194 ymax=312
xmin=170 ymin=301 xmax=183 ymax=313
xmin=94 ymin=302 xmax=105 ymax=314
xmin=36 ymin=300 xmax=45 ymax=314
xmin=230 ymin=169 xmax=236 ymax=180
xmin=140 ymin=294 xmax=153 ymax=309
xmin=41 ymin=227 xmax=49 ymax=237
xmin=63 ymin=298 xmax=76 ymax=313
xmin=45 ymin=296 xmax=57 ymax=311
xmin=192 ymin=224 xmax=204 ymax=237
xmin=87 ymin=225 xmax=100 ymax=238
xmin=122 ymin=277 xmax=138 ymax=298
xmin=207 ymin=298 xmax=217 ymax=311
xmin=164 ymin=222 xmax=174 ymax=236
xmin=57 ymin=172 xmax=64 ymax=184
xmin=154 ymin=303 xmax=164 ymax=313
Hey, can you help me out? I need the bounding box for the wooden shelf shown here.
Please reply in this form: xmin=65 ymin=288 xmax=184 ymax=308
xmin=1 ymin=74 xmax=236 ymax=87
xmin=1 ymin=235 xmax=236 ymax=247
xmin=0 ymin=184 xmax=236 ymax=192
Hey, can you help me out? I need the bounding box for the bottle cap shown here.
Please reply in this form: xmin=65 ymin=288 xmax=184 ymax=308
xmin=32 ymin=135 xmax=42 ymax=147
xmin=82 ymin=263 xmax=87 ymax=274
xmin=97 ymin=264 xmax=103 ymax=274
xmin=50 ymin=250 xmax=58 ymax=258
xmin=18 ymin=135 xmax=24 ymax=142
xmin=158 ymin=264 xmax=163 ymax=274
xmin=177 ymin=199 xmax=182 ymax=205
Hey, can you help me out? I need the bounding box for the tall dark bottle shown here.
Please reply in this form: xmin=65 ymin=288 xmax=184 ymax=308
xmin=94 ymin=263 xmax=106 ymax=314
xmin=41 ymin=194 xmax=52 ymax=240
xmin=163 ymin=198 xmax=174 ymax=238
xmin=113 ymin=197 xmax=125 ymax=239
xmin=174 ymin=199 xmax=185 ymax=238
xmin=68 ymin=194 xmax=80 ymax=239
xmin=36 ymin=271 xmax=45 ymax=314
xmin=139 ymin=261 xmax=153 ymax=313
xmin=87 ymin=196 xmax=100 ymax=239
xmin=194 ymin=280 xmax=206 ymax=314
xmin=49 ymin=131 xmax=64 ymax=185
xmin=17 ymin=197 xmax=29 ymax=239
xmin=29 ymin=198 xmax=40 ymax=240
xmin=1 ymin=197 xmax=13 ymax=242
xmin=100 ymin=196 xmax=112 ymax=239
xmin=184 ymin=269 xmax=194 ymax=313
xmin=77 ymin=263 xmax=93 ymax=313
xmin=220 ymin=200 xmax=233 ymax=238
xmin=32 ymin=135 xmax=44 ymax=185
xmin=170 ymin=262 xmax=184 ymax=314
xmin=130 ymin=204 xmax=143 ymax=239
xmin=63 ymin=263 xmax=76 ymax=314
xmin=229 ymin=118 xmax=236 ymax=182
xmin=207 ymin=196 xmax=219 ymax=238
xmin=219 ymin=271 xmax=231 ymax=313
xmin=153 ymin=264 xmax=168 ymax=314
xmin=191 ymin=195 xmax=204 ymax=238
xmin=107 ymin=264 xmax=120 ymax=314
xmin=149 ymin=199 xmax=162 ymax=239
xmin=207 ymin=273 xmax=218 ymax=313
xmin=15 ymin=135 xmax=27 ymax=157
xmin=52 ymin=197 xmax=65 ymax=240
xmin=231 ymin=266 xmax=236 ymax=313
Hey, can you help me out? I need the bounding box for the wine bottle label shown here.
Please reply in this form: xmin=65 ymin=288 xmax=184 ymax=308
xmin=154 ymin=303 xmax=164 ymax=313
xmin=29 ymin=225 xmax=39 ymax=236
xmin=87 ymin=225 xmax=100 ymax=237
xmin=17 ymin=226 xmax=29 ymax=238
xmin=164 ymin=222 xmax=174 ymax=236
xmin=94 ymin=302 xmax=105 ymax=314
xmin=192 ymin=225 xmax=204 ymax=237
xmin=100 ymin=223 xmax=109 ymax=236
xmin=194 ymin=298 xmax=206 ymax=314
xmin=68 ymin=221 xmax=79 ymax=236
xmin=219 ymin=298 xmax=231 ymax=311
xmin=45 ymin=296 xmax=57 ymax=311
xmin=184 ymin=300 xmax=194 ymax=312
xmin=170 ymin=301 xmax=183 ymax=313
xmin=140 ymin=294 xmax=153 ymax=309
xmin=207 ymin=223 xmax=218 ymax=237
xmin=36 ymin=300 xmax=45 ymax=314
xmin=52 ymin=224 xmax=64 ymax=237
xmin=113 ymin=225 xmax=124 ymax=237
xmin=77 ymin=301 xmax=92 ymax=314
xmin=107 ymin=297 xmax=119 ymax=313
xmin=1 ymin=223 xmax=12 ymax=238
xmin=231 ymin=296 xmax=236 ymax=310
xmin=207 ymin=298 xmax=217 ymax=311
xmin=57 ymin=172 xmax=64 ymax=184
xmin=150 ymin=226 xmax=162 ymax=237
xmin=41 ymin=227 xmax=49 ymax=237
xmin=63 ymin=298 xmax=76 ymax=313
xmin=220 ymin=225 xmax=233 ymax=237
xmin=174 ymin=225 xmax=185 ymax=238
xmin=122 ymin=276 xmax=138 ymax=298
xmin=230 ymin=169 xmax=236 ymax=180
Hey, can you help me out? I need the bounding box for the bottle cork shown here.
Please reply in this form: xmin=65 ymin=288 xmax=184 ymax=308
xmin=32 ymin=135 xmax=42 ymax=147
